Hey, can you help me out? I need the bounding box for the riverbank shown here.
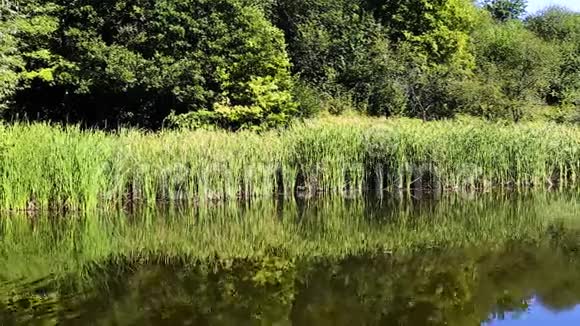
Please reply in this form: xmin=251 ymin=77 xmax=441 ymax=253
xmin=1 ymin=116 xmax=579 ymax=210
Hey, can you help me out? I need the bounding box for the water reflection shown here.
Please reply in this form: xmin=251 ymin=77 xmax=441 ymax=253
xmin=486 ymin=299 xmax=580 ymax=325
xmin=0 ymin=191 xmax=579 ymax=325
xmin=3 ymin=245 xmax=580 ymax=325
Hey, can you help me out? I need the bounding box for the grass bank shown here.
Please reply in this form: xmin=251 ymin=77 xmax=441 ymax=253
xmin=1 ymin=116 xmax=580 ymax=210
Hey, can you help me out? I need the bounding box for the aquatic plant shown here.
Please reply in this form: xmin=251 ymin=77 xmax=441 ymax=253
xmin=0 ymin=117 xmax=579 ymax=210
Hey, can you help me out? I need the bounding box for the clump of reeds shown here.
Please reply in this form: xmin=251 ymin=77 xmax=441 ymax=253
xmin=0 ymin=117 xmax=579 ymax=210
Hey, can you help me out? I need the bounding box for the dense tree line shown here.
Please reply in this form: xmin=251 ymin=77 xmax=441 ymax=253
xmin=0 ymin=0 xmax=579 ymax=129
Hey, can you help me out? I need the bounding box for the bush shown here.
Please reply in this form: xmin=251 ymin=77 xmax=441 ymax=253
xmin=338 ymin=35 xmax=407 ymax=117
xmin=449 ymin=75 xmax=510 ymax=120
xmin=526 ymin=7 xmax=580 ymax=112
xmin=290 ymin=80 xmax=322 ymax=118
xmin=467 ymin=20 xmax=559 ymax=121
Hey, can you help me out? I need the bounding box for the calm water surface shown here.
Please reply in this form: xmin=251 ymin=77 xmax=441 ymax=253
xmin=1 ymin=191 xmax=580 ymax=325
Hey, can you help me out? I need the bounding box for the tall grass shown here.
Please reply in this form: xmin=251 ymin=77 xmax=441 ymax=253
xmin=0 ymin=117 xmax=579 ymax=210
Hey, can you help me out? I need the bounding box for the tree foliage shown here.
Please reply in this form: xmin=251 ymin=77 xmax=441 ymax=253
xmin=465 ymin=20 xmax=558 ymax=120
xmin=482 ymin=0 xmax=527 ymax=22
xmin=367 ymin=0 xmax=478 ymax=68
xmin=3 ymin=0 xmax=297 ymax=129
xmin=269 ymin=0 xmax=478 ymax=119
xmin=269 ymin=0 xmax=404 ymax=116
xmin=1 ymin=0 xmax=580 ymax=127
xmin=527 ymin=7 xmax=580 ymax=116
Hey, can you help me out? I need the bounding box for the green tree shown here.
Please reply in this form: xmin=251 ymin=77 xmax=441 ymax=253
xmin=366 ymin=0 xmax=478 ymax=68
xmin=466 ymin=19 xmax=559 ymax=121
xmin=4 ymin=0 xmax=297 ymax=129
xmin=526 ymin=7 xmax=580 ymax=118
xmin=482 ymin=0 xmax=527 ymax=22
xmin=270 ymin=0 xmax=408 ymax=116
xmin=334 ymin=0 xmax=477 ymax=119
xmin=271 ymin=0 xmax=478 ymax=118
xmin=0 ymin=20 xmax=20 ymax=112
xmin=0 ymin=1 xmax=26 ymax=112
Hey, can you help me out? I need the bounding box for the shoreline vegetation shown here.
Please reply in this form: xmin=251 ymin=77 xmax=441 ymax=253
xmin=1 ymin=116 xmax=579 ymax=211
xmin=1 ymin=1 xmax=579 ymax=212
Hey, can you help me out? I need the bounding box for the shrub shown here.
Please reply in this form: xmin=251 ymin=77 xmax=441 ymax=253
xmin=468 ymin=20 xmax=559 ymax=121
xmin=527 ymin=7 xmax=580 ymax=112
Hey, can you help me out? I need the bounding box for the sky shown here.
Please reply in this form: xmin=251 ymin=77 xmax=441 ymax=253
xmin=526 ymin=0 xmax=580 ymax=14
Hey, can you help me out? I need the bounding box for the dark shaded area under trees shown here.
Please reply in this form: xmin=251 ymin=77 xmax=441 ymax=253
xmin=1 ymin=0 xmax=579 ymax=129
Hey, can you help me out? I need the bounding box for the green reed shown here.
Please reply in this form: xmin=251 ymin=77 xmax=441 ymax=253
xmin=0 ymin=117 xmax=579 ymax=210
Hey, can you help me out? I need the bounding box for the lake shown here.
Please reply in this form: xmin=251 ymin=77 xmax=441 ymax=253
xmin=1 ymin=191 xmax=580 ymax=325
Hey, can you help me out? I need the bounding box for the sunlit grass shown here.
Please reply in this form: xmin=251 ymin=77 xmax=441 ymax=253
xmin=0 ymin=116 xmax=579 ymax=210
